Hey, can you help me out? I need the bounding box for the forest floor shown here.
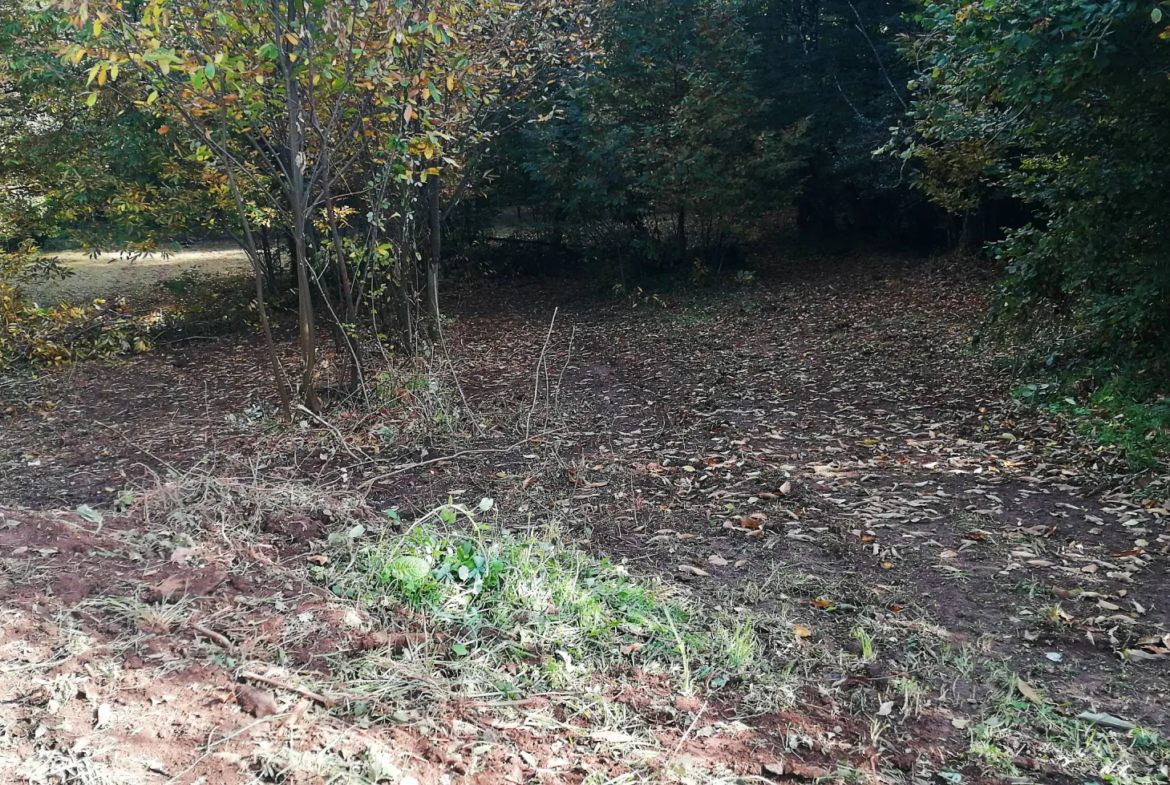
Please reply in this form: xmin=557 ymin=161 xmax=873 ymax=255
xmin=1 ymin=250 xmax=1168 ymax=785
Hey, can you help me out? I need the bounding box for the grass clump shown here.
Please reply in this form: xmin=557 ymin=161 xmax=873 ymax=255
xmin=316 ymin=501 xmax=773 ymax=706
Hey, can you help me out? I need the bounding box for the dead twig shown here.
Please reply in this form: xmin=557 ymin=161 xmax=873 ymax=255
xmin=240 ymin=671 xmax=335 ymax=707
xmin=295 ymin=404 xmax=370 ymax=464
xmin=190 ymin=622 xmax=235 ymax=652
xmin=359 ymin=432 xmax=557 ymax=491
xmin=525 ymin=307 xmax=557 ymax=440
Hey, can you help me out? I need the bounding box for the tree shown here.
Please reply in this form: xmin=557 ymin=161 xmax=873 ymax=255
xmin=907 ymin=0 xmax=1170 ymax=367
xmin=64 ymin=0 xmax=594 ymax=412
xmin=1 ymin=0 xmax=224 ymax=254
xmin=509 ymin=0 xmax=801 ymax=278
xmin=746 ymin=0 xmax=928 ymax=243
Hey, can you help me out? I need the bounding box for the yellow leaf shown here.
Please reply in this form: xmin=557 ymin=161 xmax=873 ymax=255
xmin=793 ymin=624 xmax=812 ymax=639
xmin=97 ymin=67 xmax=107 ymax=86
xmin=92 ymin=18 xmax=102 ymax=36
xmin=285 ymin=32 xmax=299 ymax=45
xmin=446 ymin=73 xmax=454 ymax=91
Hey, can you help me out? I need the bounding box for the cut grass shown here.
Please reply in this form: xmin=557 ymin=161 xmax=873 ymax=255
xmin=313 ymin=501 xmax=789 ymax=715
xmin=964 ymin=668 xmax=1170 ymax=783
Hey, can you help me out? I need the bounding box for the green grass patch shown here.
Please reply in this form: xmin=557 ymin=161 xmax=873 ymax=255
xmin=1012 ymin=379 xmax=1170 ymax=471
xmin=964 ymin=669 xmax=1170 ymax=784
xmin=312 ymin=502 xmax=783 ymax=710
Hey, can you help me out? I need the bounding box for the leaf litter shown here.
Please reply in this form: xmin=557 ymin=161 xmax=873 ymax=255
xmin=1 ymin=254 xmax=1168 ymax=782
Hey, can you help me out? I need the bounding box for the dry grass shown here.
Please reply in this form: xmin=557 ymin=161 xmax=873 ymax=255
xmin=25 ymin=244 xmax=249 ymax=305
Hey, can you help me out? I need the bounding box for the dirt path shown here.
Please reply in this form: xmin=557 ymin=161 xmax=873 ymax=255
xmin=1 ymin=254 xmax=1167 ymax=783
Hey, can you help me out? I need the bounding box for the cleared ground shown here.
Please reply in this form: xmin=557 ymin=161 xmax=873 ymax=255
xmin=1 ymin=253 xmax=1167 ymax=784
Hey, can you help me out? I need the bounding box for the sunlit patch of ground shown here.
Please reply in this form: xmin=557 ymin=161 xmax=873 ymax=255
xmin=25 ymin=243 xmax=250 ymax=305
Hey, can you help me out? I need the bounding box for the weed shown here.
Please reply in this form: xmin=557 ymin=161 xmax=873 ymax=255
xmin=893 ymin=676 xmax=925 ymax=717
xmin=850 ymin=626 xmax=875 ymax=661
xmin=715 ymin=617 xmax=758 ymax=671
xmin=372 ymin=360 xmax=466 ymax=438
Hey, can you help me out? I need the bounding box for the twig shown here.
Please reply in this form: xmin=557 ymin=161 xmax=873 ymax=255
xmin=295 ymin=404 xmax=369 ymax=464
xmin=240 ymin=671 xmax=335 ymax=707
xmin=525 ymin=307 xmax=557 ymax=440
xmin=671 ymin=700 xmax=708 ymax=758
xmin=190 ymin=622 xmax=235 ymax=652
xmin=359 ymin=432 xmax=557 ymax=490
xmin=846 ymin=0 xmax=908 ymax=112
xmin=94 ymin=420 xmax=181 ymax=474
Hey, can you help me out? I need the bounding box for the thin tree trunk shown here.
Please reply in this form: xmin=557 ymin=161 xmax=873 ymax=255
xmin=287 ymin=79 xmax=319 ymax=412
xmin=220 ymin=120 xmax=291 ymax=420
xmin=260 ymin=228 xmax=276 ymax=295
xmin=325 ymin=182 xmax=362 ymax=391
xmin=426 ymin=173 xmax=442 ymax=343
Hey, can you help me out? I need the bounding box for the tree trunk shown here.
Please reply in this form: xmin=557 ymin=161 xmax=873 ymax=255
xmin=325 ymin=183 xmax=362 ymax=391
xmin=260 ymin=228 xmax=276 ymax=296
xmin=220 ymin=118 xmax=291 ymax=420
xmin=426 ymin=173 xmax=442 ymax=343
xmin=287 ymin=78 xmax=319 ymax=412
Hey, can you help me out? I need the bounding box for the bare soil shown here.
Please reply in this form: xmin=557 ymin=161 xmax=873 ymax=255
xmin=2 ymin=251 xmax=1167 ymax=783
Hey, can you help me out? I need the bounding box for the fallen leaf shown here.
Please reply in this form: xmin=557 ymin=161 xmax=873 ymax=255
xmin=793 ymin=624 xmax=812 ymax=638
xmin=590 ymin=730 xmax=639 ymax=744
xmin=779 ymin=481 xmax=793 ymax=496
xmin=707 ymin=554 xmax=729 ymax=567
xmin=1123 ymin=648 xmax=1167 ymax=662
xmin=1076 ymin=711 xmax=1135 ymax=730
xmin=306 ymin=554 xmax=329 ymax=565
xmin=235 ymin=685 xmax=278 ymax=717
xmin=1016 ymin=678 xmax=1045 ymax=704
xmin=678 ymin=564 xmax=710 ymax=577
xmin=939 ymin=549 xmax=959 ymax=559
xmin=763 ymin=761 xmax=785 ymax=777
xmin=170 ymin=547 xmax=199 ymax=565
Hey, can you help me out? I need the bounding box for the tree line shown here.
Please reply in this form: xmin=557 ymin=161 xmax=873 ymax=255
xmin=3 ymin=0 xmax=1169 ymax=409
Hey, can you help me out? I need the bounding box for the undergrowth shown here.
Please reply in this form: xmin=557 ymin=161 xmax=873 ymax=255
xmin=1013 ymin=377 xmax=1170 ymax=472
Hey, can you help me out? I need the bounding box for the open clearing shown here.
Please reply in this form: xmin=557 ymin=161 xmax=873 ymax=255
xmin=1 ymin=253 xmax=1167 ymax=784
xmin=25 ymin=245 xmax=251 ymax=306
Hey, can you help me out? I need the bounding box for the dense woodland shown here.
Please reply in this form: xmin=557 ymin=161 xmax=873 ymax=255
xmin=3 ymin=0 xmax=1169 ymax=412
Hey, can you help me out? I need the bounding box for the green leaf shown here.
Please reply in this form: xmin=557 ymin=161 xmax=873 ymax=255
xmin=451 ymin=643 xmax=468 ymax=656
xmin=85 ymin=92 xmax=98 ymax=107
xmin=1153 ymin=6 xmax=1163 ymax=23
xmin=386 ymin=555 xmax=430 ymax=584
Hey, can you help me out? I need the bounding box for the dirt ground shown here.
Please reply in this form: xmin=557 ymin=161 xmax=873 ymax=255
xmin=1 ymin=251 xmax=1167 ymax=784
